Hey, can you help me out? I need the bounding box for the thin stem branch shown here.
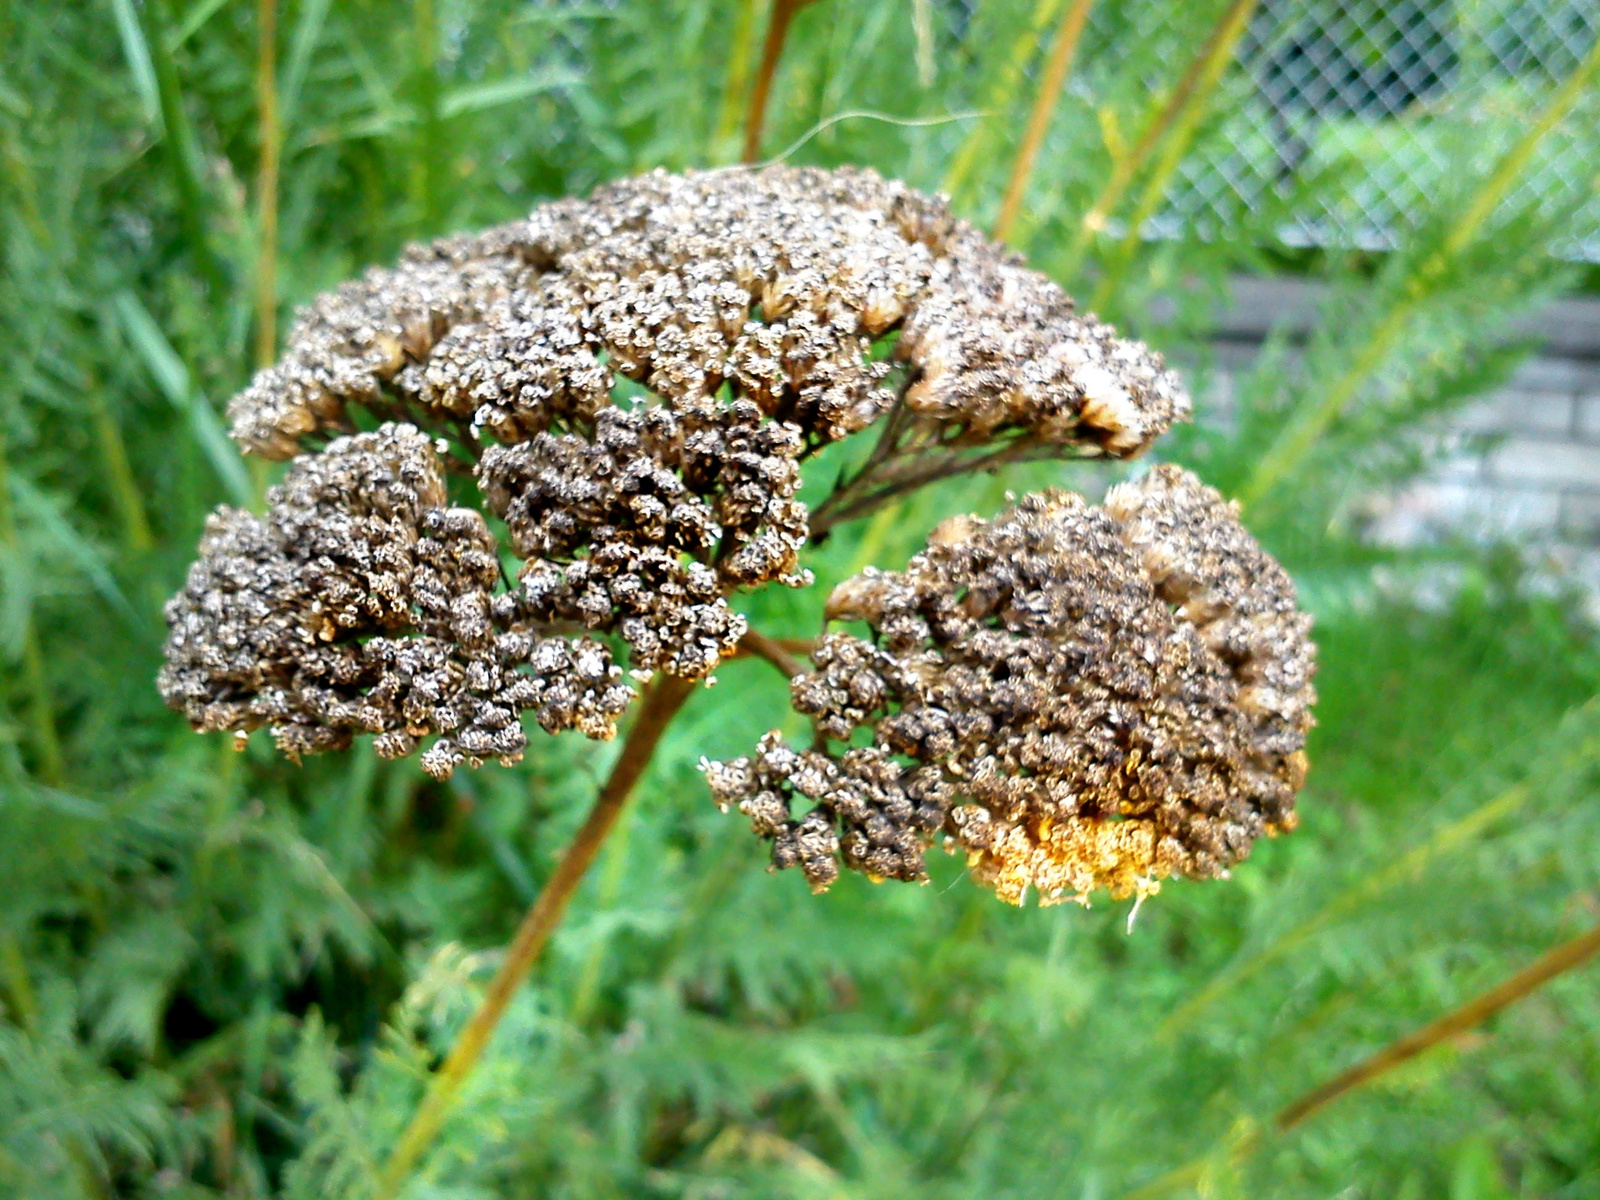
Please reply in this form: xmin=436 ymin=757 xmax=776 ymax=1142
xmin=738 ymin=627 xmax=808 ymax=679
xmin=742 ymin=0 xmax=820 ymax=163
xmin=1275 ymin=918 xmax=1600 ymax=1131
xmin=374 ymin=673 xmax=698 ymax=1200
xmin=1121 ymin=915 xmax=1600 ymax=1199
xmin=993 ymin=0 xmax=1095 ymax=244
xmin=254 ymin=0 xmax=281 ymax=370
xmin=808 ymin=437 xmax=1067 ymax=542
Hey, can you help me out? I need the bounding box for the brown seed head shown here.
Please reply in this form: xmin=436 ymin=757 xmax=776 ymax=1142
xmin=707 ymin=466 xmax=1316 ymax=905
xmin=168 ymin=167 xmax=1195 ymax=781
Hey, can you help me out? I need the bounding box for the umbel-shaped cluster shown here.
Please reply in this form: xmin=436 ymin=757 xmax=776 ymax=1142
xmin=161 ymin=166 xmax=1193 ymax=783
xmin=705 ymin=466 xmax=1316 ymax=905
xmin=160 ymin=165 xmax=1314 ymax=904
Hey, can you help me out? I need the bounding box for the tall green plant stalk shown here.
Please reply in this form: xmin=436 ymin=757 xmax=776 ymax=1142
xmin=714 ymin=0 xmax=762 ymax=159
xmin=992 ymin=0 xmax=1095 ymax=244
xmin=942 ymin=0 xmax=1065 ymax=201
xmin=254 ymin=0 xmax=281 ymax=369
xmin=1087 ymin=0 xmax=1257 ymax=310
xmin=138 ymin=0 xmax=225 ymax=294
xmin=373 ymin=674 xmax=698 ymax=1200
xmin=1060 ymin=0 xmax=1257 ymax=282
xmin=742 ymin=0 xmax=822 ymax=163
xmin=1238 ymin=31 xmax=1600 ymax=510
xmin=411 ymin=0 xmax=445 ymax=230
xmin=88 ymin=383 xmax=154 ymax=553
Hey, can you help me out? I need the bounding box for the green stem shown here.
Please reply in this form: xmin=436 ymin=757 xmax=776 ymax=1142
xmin=255 ymin=0 xmax=281 ymax=369
xmin=374 ymin=673 xmax=698 ymax=1199
xmin=139 ymin=0 xmax=225 ymax=294
xmin=1061 ymin=0 xmax=1256 ymax=282
xmin=713 ymin=0 xmax=761 ymax=159
xmin=1238 ymin=32 xmax=1600 ymax=510
xmin=1087 ymin=0 xmax=1258 ymax=312
xmin=943 ymin=0 xmax=1065 ymax=200
xmin=0 ymin=434 xmax=63 ymax=783
xmin=87 ymin=383 xmax=154 ymax=553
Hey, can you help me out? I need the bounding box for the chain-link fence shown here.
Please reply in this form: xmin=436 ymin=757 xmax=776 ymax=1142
xmin=1075 ymin=0 xmax=1600 ymax=257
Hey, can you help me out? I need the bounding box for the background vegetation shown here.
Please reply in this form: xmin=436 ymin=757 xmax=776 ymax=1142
xmin=2 ymin=0 xmax=1598 ymax=1196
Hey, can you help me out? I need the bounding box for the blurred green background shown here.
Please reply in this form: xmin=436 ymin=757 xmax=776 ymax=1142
xmin=3 ymin=0 xmax=1600 ymax=1196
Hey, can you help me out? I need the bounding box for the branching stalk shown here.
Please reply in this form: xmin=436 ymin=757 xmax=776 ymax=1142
xmin=993 ymin=0 xmax=1095 ymax=244
xmin=374 ymin=673 xmax=698 ymax=1200
xmin=1238 ymin=30 xmax=1600 ymax=509
xmin=742 ymin=0 xmax=821 ymax=163
xmin=808 ymin=437 xmax=1071 ymax=541
xmin=738 ymin=627 xmax=808 ymax=679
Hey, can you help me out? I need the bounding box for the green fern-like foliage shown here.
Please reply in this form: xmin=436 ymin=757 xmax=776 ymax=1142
xmin=2 ymin=1 xmax=1598 ymax=1197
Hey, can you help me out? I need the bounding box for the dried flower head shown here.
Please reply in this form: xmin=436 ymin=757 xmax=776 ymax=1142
xmin=159 ymin=424 xmax=633 ymax=776
xmin=165 ymin=166 xmax=1194 ymax=782
xmin=229 ymin=166 xmax=1188 ymax=460
xmin=706 ymin=466 xmax=1316 ymax=905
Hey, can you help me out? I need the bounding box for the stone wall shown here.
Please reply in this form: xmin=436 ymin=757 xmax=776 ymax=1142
xmin=1197 ymin=277 xmax=1600 ymax=601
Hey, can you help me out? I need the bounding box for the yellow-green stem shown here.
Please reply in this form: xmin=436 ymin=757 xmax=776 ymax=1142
xmin=1279 ymin=918 xmax=1600 ymax=1129
xmin=1238 ymin=32 xmax=1600 ymax=509
xmin=943 ymin=0 xmax=1064 ymax=200
xmin=88 ymin=385 xmax=154 ymax=552
xmin=1062 ymin=0 xmax=1256 ymax=281
xmin=0 ymin=434 xmax=63 ymax=783
xmin=254 ymin=0 xmax=281 ymax=370
xmin=1088 ymin=0 xmax=1258 ymax=311
xmin=713 ymin=0 xmax=762 ymax=158
xmin=1123 ymin=917 xmax=1600 ymax=1199
xmin=374 ymin=673 xmax=698 ymax=1199
xmin=992 ymin=0 xmax=1095 ymax=244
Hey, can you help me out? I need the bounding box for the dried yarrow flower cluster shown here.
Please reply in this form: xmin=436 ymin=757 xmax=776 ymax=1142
xmin=162 ymin=166 xmax=1191 ymax=783
xmin=705 ymin=466 xmax=1316 ymax=905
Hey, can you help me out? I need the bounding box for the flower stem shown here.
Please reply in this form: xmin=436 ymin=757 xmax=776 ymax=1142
xmin=992 ymin=0 xmax=1095 ymax=244
xmin=737 ymin=627 xmax=808 ymax=679
xmin=373 ymin=672 xmax=698 ymax=1199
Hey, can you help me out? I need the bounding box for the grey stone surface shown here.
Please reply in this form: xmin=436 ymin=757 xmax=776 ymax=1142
xmin=1486 ymin=440 xmax=1600 ymax=491
xmin=1197 ymin=275 xmax=1600 ymax=592
xmin=1456 ymin=390 xmax=1574 ymax=438
xmin=1561 ymin=494 xmax=1600 ymax=539
xmin=1578 ymin=394 xmax=1600 ymax=443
